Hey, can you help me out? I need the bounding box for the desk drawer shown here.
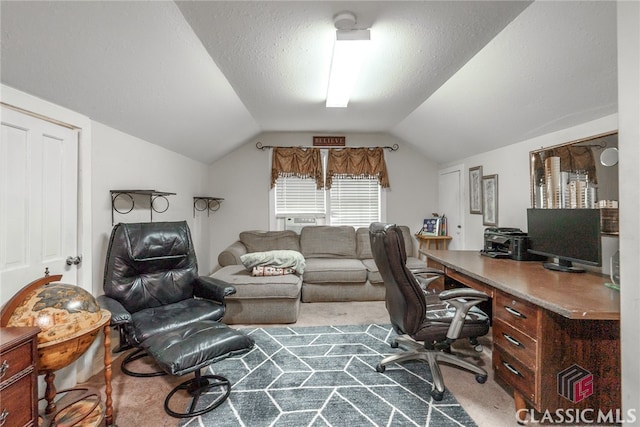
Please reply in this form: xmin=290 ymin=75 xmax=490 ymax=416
xmin=494 ymin=291 xmax=539 ymax=335
xmin=492 ymin=318 xmax=537 ymax=370
xmin=493 ymin=344 xmax=536 ymax=405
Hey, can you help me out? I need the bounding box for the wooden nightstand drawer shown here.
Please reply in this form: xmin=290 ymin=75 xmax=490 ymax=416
xmin=493 ymin=344 xmax=536 ymax=405
xmin=494 ymin=291 xmax=539 ymax=335
xmin=1 ymin=340 xmax=33 ymax=381
xmin=492 ymin=318 xmax=537 ymax=369
xmin=0 ymin=373 xmax=34 ymax=427
xmin=1 ymin=327 xmax=40 ymax=427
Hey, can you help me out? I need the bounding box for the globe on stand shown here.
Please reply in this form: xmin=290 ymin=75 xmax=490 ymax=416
xmin=1 ymin=274 xmax=111 ymax=426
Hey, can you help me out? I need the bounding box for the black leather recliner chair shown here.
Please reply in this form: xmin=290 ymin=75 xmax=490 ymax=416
xmin=369 ymin=222 xmax=491 ymax=400
xmin=97 ymin=221 xmax=236 ymax=376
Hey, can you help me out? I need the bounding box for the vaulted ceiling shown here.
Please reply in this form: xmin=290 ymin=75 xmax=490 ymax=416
xmin=0 ymin=1 xmax=617 ymax=164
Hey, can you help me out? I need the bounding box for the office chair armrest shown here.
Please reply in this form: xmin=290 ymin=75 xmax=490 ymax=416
xmin=409 ymin=267 xmax=444 ymax=275
xmin=438 ymin=288 xmax=488 ymax=302
xmin=194 ymin=276 xmax=237 ymax=302
xmin=410 ymin=268 xmax=444 ymax=293
xmin=438 ymin=288 xmax=489 ymax=341
xmin=96 ymin=295 xmax=132 ymax=326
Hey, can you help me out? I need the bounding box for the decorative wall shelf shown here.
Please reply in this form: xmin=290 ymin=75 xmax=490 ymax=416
xmin=110 ymin=190 xmax=176 ymax=225
xmin=193 ymin=197 xmax=224 ymax=217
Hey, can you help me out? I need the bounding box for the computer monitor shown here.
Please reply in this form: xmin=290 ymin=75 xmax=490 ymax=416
xmin=526 ymin=208 xmax=602 ymax=273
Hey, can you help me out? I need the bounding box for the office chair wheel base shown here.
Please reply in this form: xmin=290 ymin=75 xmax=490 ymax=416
xmin=475 ymin=374 xmax=487 ymax=384
xmin=430 ymin=389 xmax=444 ymax=401
xmin=376 ymin=364 xmax=386 ymax=373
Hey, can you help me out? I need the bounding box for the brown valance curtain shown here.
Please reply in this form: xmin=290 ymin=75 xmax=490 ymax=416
xmin=326 ymin=147 xmax=390 ymax=189
xmin=270 ymin=147 xmax=324 ymax=189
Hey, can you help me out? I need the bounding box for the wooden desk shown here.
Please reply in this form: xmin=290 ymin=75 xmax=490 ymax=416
xmin=415 ymin=235 xmax=452 ymax=260
xmin=424 ymin=250 xmax=620 ymax=421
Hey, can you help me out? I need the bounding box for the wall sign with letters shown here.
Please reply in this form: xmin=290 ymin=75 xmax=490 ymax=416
xmin=313 ymin=136 xmax=345 ymax=147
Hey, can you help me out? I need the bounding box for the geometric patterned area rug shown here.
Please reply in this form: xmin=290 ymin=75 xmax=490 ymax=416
xmin=178 ymin=324 xmax=477 ymax=427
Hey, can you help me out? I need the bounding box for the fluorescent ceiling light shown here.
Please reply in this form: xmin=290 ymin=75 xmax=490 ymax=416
xmin=326 ymin=29 xmax=371 ymax=108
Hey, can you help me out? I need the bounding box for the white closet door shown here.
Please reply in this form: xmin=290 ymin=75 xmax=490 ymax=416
xmin=1 ymin=106 xmax=79 ymax=305
xmin=439 ymin=165 xmax=464 ymax=250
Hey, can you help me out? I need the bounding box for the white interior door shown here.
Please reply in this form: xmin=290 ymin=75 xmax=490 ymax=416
xmin=438 ymin=165 xmax=464 ymax=250
xmin=1 ymin=106 xmax=79 ymax=306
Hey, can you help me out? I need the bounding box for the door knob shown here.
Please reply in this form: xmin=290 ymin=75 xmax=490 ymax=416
xmin=66 ymin=256 xmax=82 ymax=266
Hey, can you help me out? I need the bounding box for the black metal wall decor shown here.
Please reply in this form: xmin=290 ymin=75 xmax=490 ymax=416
xmin=110 ymin=190 xmax=176 ymax=225
xmin=193 ymin=197 xmax=224 ymax=217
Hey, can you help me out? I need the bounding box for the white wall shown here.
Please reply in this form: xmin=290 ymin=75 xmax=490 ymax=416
xmin=617 ymin=0 xmax=640 ymax=419
xmin=443 ymin=114 xmax=619 ymax=251
xmin=207 ymin=132 xmax=439 ymax=270
xmin=90 ymin=121 xmax=212 ymax=292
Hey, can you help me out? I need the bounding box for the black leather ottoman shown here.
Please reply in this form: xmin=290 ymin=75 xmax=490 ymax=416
xmin=141 ymin=321 xmax=254 ymax=418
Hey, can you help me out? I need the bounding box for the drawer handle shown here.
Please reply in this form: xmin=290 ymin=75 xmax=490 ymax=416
xmin=504 ymin=305 xmax=527 ymax=319
xmin=502 ymin=361 xmax=523 ymax=377
xmin=502 ymin=333 xmax=524 ymax=348
xmin=0 ymin=408 xmax=8 ymax=426
xmin=0 ymin=360 xmax=7 ymax=378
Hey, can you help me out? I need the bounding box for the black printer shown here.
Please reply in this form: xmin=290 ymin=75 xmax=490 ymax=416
xmin=481 ymin=227 xmax=534 ymax=261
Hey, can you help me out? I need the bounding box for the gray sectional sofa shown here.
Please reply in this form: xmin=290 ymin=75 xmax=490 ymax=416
xmin=213 ymin=225 xmax=424 ymax=324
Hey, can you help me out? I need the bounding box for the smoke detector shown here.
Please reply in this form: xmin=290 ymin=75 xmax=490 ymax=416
xmin=333 ymin=12 xmax=357 ymax=31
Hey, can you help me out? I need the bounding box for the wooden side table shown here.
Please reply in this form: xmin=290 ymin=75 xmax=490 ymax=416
xmin=415 ymin=235 xmax=452 ymax=260
xmin=0 ymin=326 xmax=40 ymax=427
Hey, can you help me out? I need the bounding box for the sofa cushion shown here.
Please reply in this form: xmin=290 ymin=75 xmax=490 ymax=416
xmin=355 ymin=228 xmax=373 ymax=259
xmin=218 ymin=240 xmax=249 ymax=267
xmin=361 ymin=259 xmax=383 ymax=284
xmin=239 ymin=230 xmax=300 ymax=253
xmin=211 ymin=265 xmax=301 ymax=299
xmin=398 ymin=225 xmax=415 ymax=257
xmin=406 ymin=256 xmax=425 ymax=270
xmin=303 ymin=258 xmax=367 ymax=283
xmin=300 ymin=226 xmax=356 ymax=258
xmin=363 ymin=256 xmax=426 ymax=285
xmin=356 ymin=225 xmax=415 ymax=259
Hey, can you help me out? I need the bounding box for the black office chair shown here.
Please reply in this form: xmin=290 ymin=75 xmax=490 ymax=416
xmin=97 ymin=221 xmax=236 ymax=376
xmin=369 ymin=222 xmax=490 ymax=400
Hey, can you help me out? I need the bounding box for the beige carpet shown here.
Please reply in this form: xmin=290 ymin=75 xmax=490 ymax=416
xmin=82 ymin=301 xmax=516 ymax=427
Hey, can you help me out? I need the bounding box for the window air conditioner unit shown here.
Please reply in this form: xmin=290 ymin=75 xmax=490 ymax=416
xmin=285 ymin=217 xmax=317 ymax=234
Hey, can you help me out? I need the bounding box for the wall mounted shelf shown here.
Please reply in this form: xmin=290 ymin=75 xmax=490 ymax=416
xmin=193 ymin=197 xmax=224 ymax=217
xmin=110 ymin=190 xmax=176 ymax=225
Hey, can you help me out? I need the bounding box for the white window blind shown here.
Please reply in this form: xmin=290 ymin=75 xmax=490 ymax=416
xmin=275 ymin=176 xmax=325 ymax=216
xmin=329 ymin=177 xmax=380 ymax=228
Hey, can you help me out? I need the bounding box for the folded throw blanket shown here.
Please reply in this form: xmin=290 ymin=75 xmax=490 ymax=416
xmin=240 ymin=249 xmax=306 ymax=274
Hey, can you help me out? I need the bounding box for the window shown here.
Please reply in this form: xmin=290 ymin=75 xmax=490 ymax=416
xmin=271 ymin=147 xmax=387 ymax=229
xmin=274 ymin=176 xmax=325 ymax=215
xmin=329 ymin=177 xmax=380 ymax=227
xmin=274 ymin=175 xmax=381 ymax=228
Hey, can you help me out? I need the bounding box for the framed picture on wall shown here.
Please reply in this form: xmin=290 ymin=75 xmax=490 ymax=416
xmin=482 ymin=174 xmax=498 ymax=226
xmin=469 ymin=166 xmax=483 ymax=214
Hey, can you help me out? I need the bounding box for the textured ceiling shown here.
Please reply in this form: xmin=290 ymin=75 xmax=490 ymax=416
xmin=176 ymin=1 xmax=529 ymax=133
xmin=0 ymin=1 xmax=618 ymax=165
